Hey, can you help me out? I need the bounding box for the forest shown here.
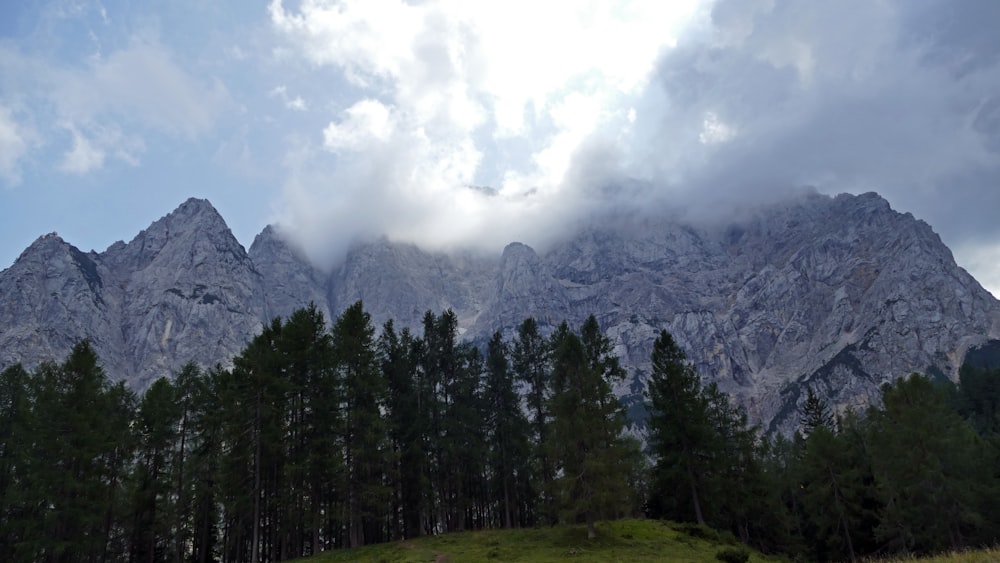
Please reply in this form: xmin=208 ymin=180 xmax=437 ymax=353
xmin=2 ymin=301 xmax=1000 ymax=562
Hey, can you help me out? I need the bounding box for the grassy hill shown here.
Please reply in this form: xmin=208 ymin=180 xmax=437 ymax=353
xmin=883 ymin=549 xmax=1000 ymax=563
xmin=299 ymin=519 xmax=782 ymax=562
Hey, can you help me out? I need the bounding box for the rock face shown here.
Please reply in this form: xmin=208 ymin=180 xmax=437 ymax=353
xmin=250 ymin=225 xmax=330 ymax=323
xmin=0 ymin=199 xmax=265 ymax=390
xmin=2 ymin=192 xmax=998 ymax=432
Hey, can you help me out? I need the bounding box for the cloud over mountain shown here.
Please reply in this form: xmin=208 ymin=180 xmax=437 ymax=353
xmin=1 ymin=0 xmax=998 ymax=297
xmin=265 ymin=0 xmax=1000 ymax=298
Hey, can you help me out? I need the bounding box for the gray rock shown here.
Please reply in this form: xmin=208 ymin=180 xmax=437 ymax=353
xmin=250 ymin=224 xmax=330 ymax=323
xmin=1 ymin=191 xmax=997 ymax=433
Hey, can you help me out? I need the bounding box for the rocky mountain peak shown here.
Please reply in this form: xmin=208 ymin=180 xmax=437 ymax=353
xmin=1 ymin=192 xmax=998 ymax=433
xmin=104 ymin=197 xmax=247 ymax=275
xmin=18 ymin=231 xmax=69 ymax=258
xmin=0 ymin=233 xmax=118 ymax=378
xmin=250 ymin=224 xmax=330 ymax=322
xmin=250 ymin=224 xmax=301 ymax=262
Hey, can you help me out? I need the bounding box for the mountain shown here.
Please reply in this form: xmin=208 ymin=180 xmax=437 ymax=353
xmin=0 ymin=199 xmax=265 ymax=390
xmin=2 ymin=192 xmax=998 ymax=432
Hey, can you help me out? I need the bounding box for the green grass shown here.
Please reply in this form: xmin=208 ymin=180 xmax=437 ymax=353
xmin=878 ymin=547 xmax=1000 ymax=563
xmin=299 ymin=519 xmax=784 ymax=562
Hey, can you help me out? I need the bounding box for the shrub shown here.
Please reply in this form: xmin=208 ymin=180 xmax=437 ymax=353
xmin=715 ymin=546 xmax=750 ymax=563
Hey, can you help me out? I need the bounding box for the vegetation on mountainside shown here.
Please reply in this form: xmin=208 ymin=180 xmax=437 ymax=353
xmin=2 ymin=302 xmax=1000 ymax=562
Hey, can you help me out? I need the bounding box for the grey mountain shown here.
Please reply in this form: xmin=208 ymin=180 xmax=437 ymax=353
xmin=1 ymin=192 xmax=998 ymax=432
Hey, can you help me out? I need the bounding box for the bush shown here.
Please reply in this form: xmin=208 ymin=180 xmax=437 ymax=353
xmin=676 ymin=522 xmax=721 ymax=542
xmin=715 ymin=546 xmax=749 ymax=563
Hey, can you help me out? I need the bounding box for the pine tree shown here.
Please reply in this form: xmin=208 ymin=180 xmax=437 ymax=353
xmin=279 ymin=304 xmax=336 ymax=557
xmin=0 ymin=364 xmax=32 ymax=556
xmin=129 ymin=377 xmax=181 ymax=562
xmin=169 ymin=361 xmax=205 ymax=562
xmin=752 ymin=434 xmax=807 ymax=556
xmin=512 ymin=317 xmax=551 ymax=524
xmin=189 ymin=365 xmax=225 ymax=563
xmin=446 ymin=343 xmax=488 ymax=531
xmin=956 ymin=364 xmax=1000 ymax=436
xmin=222 ymin=318 xmax=289 ymax=562
xmin=334 ymin=301 xmax=390 ymax=547
xmin=547 ymin=321 xmax=635 ymax=539
xmin=800 ymin=387 xmax=834 ymax=436
xmin=483 ymin=332 xmax=531 ymax=529
xmin=798 ymin=425 xmax=865 ymax=562
xmin=702 ymin=381 xmax=760 ymax=540
xmin=378 ymin=320 xmax=425 ymax=539
xmin=24 ymin=341 xmax=137 ymax=562
xmin=645 ymin=330 xmax=714 ymax=526
xmin=868 ymin=374 xmax=993 ymax=553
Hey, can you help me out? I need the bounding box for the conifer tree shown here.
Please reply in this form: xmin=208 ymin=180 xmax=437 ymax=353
xmin=129 ymin=377 xmax=180 ymax=562
xmin=279 ymin=304 xmax=336 ymax=556
xmin=800 ymin=387 xmax=834 ymax=436
xmin=512 ymin=317 xmax=552 ymax=523
xmin=868 ymin=374 xmax=993 ymax=553
xmin=23 ymin=341 xmax=136 ymax=562
xmin=702 ymin=381 xmax=759 ymax=539
xmin=189 ymin=365 xmax=225 ymax=563
xmin=798 ymin=425 xmax=865 ymax=562
xmin=333 ymin=301 xmax=389 ymax=547
xmin=222 ymin=318 xmax=288 ymax=562
xmin=169 ymin=361 xmax=205 ymax=562
xmin=547 ymin=321 xmax=635 ymax=539
xmin=0 ymin=364 xmax=31 ymax=555
xmin=448 ymin=343 xmax=488 ymax=531
xmin=484 ymin=332 xmax=531 ymax=529
xmin=646 ymin=330 xmax=714 ymax=526
xmin=379 ymin=320 xmax=425 ymax=539
xmin=956 ymin=365 xmax=1000 ymax=436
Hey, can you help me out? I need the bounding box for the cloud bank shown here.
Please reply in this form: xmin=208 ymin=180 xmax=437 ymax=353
xmin=268 ymin=0 xmax=706 ymax=263
xmin=267 ymin=0 xmax=1000 ymax=295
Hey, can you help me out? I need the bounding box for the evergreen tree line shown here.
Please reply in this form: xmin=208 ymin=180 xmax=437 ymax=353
xmin=0 ymin=303 xmax=646 ymax=562
xmin=3 ymin=302 xmax=1000 ymax=562
xmin=645 ymin=331 xmax=1000 ymax=562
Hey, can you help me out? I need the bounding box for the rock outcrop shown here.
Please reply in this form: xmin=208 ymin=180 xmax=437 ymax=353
xmin=2 ymin=191 xmax=998 ymax=432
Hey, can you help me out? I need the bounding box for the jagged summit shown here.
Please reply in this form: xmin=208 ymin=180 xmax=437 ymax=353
xmin=16 ymin=232 xmax=69 ymax=259
xmin=250 ymin=223 xmax=330 ymax=322
xmin=1 ymin=192 xmax=998 ymax=432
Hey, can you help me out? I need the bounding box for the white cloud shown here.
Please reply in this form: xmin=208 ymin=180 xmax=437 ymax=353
xmin=268 ymin=0 xmax=708 ymax=263
xmin=2 ymin=37 xmax=228 ymax=137
xmin=322 ymin=99 xmax=394 ymax=152
xmin=58 ymin=122 xmax=144 ymax=174
xmin=270 ymin=85 xmax=308 ymax=111
xmin=56 ymin=38 xmax=230 ymax=138
xmin=265 ymin=0 xmax=1000 ymax=296
xmin=0 ymin=105 xmax=32 ymax=185
xmin=60 ymin=124 xmax=105 ymax=174
xmin=0 ymin=35 xmax=230 ymax=179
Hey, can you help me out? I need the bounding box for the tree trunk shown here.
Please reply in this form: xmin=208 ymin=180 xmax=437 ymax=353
xmin=251 ymin=390 xmax=262 ymax=563
xmin=686 ymin=462 xmax=705 ymax=526
xmin=829 ymin=466 xmax=856 ymax=563
xmin=175 ymin=407 xmax=188 ymax=563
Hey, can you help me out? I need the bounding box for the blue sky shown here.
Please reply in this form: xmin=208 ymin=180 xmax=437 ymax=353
xmin=2 ymin=0 xmax=999 ymax=297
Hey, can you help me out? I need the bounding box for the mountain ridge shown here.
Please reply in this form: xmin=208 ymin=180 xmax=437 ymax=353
xmin=2 ymin=191 xmax=998 ymax=432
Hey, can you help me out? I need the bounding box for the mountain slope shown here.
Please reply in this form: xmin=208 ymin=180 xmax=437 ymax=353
xmin=1 ymin=191 xmax=997 ymax=431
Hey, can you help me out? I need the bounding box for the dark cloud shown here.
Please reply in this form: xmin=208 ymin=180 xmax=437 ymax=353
xmin=616 ymin=0 xmax=1000 ymax=294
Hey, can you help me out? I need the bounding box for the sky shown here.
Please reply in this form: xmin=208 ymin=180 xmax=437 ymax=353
xmin=1 ymin=0 xmax=999 ymax=297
